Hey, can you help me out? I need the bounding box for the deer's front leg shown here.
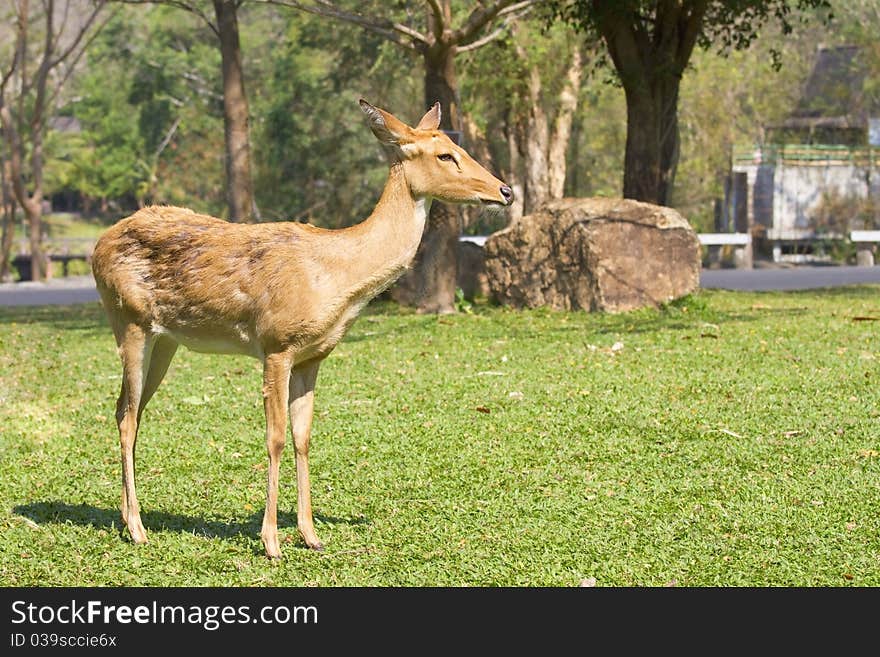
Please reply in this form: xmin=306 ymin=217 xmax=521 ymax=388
xmin=290 ymin=360 xmax=322 ymax=550
xmin=260 ymin=352 xmax=291 ymax=559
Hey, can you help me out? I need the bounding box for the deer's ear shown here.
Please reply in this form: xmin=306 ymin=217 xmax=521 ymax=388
xmin=359 ymin=99 xmax=411 ymax=145
xmin=415 ymin=102 xmax=441 ymax=130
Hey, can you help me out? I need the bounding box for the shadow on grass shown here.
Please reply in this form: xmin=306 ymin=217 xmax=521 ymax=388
xmin=13 ymin=501 xmax=369 ymax=551
xmin=2 ymin=285 xmax=877 ymax=338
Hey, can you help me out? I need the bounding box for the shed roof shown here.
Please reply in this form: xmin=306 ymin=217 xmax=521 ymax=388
xmin=770 ymin=44 xmax=880 ymax=136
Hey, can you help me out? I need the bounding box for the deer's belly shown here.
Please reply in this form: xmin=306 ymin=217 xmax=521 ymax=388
xmin=157 ymin=321 xmax=262 ymax=358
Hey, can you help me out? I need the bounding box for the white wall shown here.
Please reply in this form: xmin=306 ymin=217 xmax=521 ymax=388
xmin=770 ymin=162 xmax=872 ymax=238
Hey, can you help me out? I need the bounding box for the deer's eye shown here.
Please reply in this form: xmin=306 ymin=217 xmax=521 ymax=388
xmin=437 ymin=153 xmax=455 ymax=162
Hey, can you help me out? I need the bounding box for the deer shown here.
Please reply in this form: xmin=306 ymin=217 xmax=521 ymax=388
xmin=90 ymin=99 xmax=513 ymax=558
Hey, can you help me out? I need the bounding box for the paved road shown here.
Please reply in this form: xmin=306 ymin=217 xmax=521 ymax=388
xmin=700 ymin=265 xmax=880 ymax=291
xmin=1 ymin=266 xmax=879 ymax=307
xmin=0 ymin=276 xmax=99 ymax=307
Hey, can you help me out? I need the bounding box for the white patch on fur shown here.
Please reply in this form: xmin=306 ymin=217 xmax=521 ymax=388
xmin=413 ymin=198 xmax=429 ymax=226
xmin=399 ymin=143 xmax=420 ymax=158
xmin=230 ymin=289 xmax=250 ymax=306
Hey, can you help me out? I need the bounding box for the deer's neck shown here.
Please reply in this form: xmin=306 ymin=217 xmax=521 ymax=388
xmin=334 ymin=163 xmax=428 ymax=303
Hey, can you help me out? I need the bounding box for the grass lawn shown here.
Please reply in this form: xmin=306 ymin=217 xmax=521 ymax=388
xmin=12 ymin=212 xmax=113 ymax=241
xmin=0 ymin=288 xmax=878 ymax=586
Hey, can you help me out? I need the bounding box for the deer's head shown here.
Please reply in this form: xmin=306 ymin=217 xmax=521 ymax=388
xmin=360 ymin=99 xmax=513 ymax=208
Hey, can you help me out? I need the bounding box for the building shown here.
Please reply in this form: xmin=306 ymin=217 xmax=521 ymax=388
xmin=731 ymin=45 xmax=880 ymax=262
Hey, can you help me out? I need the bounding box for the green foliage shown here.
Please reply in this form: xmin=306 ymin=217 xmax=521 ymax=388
xmin=2 ymin=289 xmax=879 ymax=585
xmin=248 ymin=9 xmax=416 ymax=225
xmin=36 ymin=0 xmax=870 ymax=237
xmin=550 ymin=1 xmax=832 ymax=58
xmin=454 ymin=287 xmax=473 ymax=314
xmin=64 ymin=5 xmax=225 ymax=214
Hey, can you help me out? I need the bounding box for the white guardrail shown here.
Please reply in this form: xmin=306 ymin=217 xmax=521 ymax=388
xmin=459 ymin=234 xmax=752 ymax=247
xmin=850 ymin=230 xmax=880 ymax=243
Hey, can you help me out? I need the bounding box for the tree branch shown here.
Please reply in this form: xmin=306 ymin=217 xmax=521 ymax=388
xmin=455 ymin=25 xmax=506 ymax=52
xmin=113 ymin=0 xmax=219 ymax=38
xmin=153 ymin=115 xmax=181 ymax=160
xmin=425 ymin=0 xmax=444 ymax=42
xmin=591 ymin=0 xmax=648 ymax=94
xmin=47 ymin=8 xmax=117 ymax=110
xmin=32 ymin=0 xmax=56 ymax=135
xmin=55 ymin=0 xmax=73 ymax=48
xmin=456 ymin=2 xmax=537 ymax=52
xmin=675 ymin=0 xmax=709 ymax=73
xmin=453 ymin=0 xmax=539 ymax=46
xmin=259 ymin=0 xmax=427 ymax=50
xmin=49 ymin=1 xmax=108 ymax=69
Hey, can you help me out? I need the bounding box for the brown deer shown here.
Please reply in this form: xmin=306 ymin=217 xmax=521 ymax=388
xmin=91 ymin=100 xmax=513 ymax=558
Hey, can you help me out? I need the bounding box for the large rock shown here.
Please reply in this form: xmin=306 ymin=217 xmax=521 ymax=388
xmin=484 ymin=198 xmax=701 ymax=313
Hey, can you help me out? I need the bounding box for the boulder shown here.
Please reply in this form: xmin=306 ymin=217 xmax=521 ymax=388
xmin=484 ymin=198 xmax=701 ymax=313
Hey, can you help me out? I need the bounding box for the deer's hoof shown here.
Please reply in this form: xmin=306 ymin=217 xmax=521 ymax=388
xmin=129 ymin=528 xmax=148 ymax=545
xmin=126 ymin=518 xmax=148 ymax=544
xmin=300 ymin=529 xmax=324 ymax=551
xmin=262 ymin=535 xmax=282 ymax=559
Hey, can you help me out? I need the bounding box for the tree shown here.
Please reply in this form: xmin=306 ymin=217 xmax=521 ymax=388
xmin=0 ymin=0 xmax=109 ymax=281
xmin=267 ymin=0 xmax=538 ymax=313
xmin=0 ymin=156 xmax=16 ymax=282
xmin=213 ymin=0 xmax=256 ymax=221
xmin=250 ymin=11 xmax=413 ymax=226
xmin=500 ymin=21 xmax=588 ymax=220
xmin=120 ymin=0 xmax=256 ymax=221
xmin=552 ymin=0 xmax=831 ymax=206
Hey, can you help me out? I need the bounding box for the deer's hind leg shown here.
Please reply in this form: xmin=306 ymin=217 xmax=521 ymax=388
xmin=137 ymin=336 xmax=178 ymax=422
xmin=113 ymin=322 xmax=157 ymax=544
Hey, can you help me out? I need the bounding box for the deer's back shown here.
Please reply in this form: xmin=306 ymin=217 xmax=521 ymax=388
xmin=92 ymin=206 xmax=334 ymax=357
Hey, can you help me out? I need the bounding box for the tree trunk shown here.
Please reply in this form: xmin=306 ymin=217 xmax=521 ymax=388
xmin=0 ymin=106 xmax=47 ymax=281
xmin=0 ymin=160 xmax=14 ymax=282
xmin=621 ymin=76 xmax=680 ymax=206
xmin=621 ymin=86 xmax=660 ymax=204
xmin=523 ymin=104 xmax=549 ymax=213
xmin=548 ymin=47 xmax=583 ymax=199
xmin=596 ymin=2 xmax=705 ymax=206
xmin=25 ymin=198 xmax=47 ymax=280
xmin=396 ymin=39 xmax=461 ymax=314
xmin=513 ymin=35 xmax=549 ymax=216
xmin=28 ymin=83 xmax=48 ymax=281
xmin=214 ymin=0 xmax=254 ymax=223
xmin=510 ymin=28 xmax=584 ymax=215
xmin=504 ymin=114 xmax=525 ymax=223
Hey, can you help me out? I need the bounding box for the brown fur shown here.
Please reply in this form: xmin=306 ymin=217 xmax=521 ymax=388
xmin=91 ymin=101 xmax=511 ymax=557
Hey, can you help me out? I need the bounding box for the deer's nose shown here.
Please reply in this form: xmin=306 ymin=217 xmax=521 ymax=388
xmin=500 ymin=185 xmax=514 ymax=204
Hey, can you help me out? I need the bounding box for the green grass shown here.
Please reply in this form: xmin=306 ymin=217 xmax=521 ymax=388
xmin=1 ymin=289 xmax=879 ymax=586
xmin=14 ymin=212 xmax=113 ymax=241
